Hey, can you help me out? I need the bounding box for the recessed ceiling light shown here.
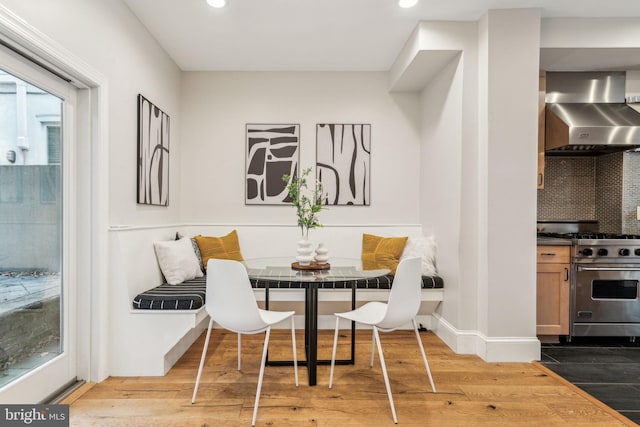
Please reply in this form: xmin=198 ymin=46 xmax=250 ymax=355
xmin=398 ymin=0 xmax=418 ymax=8
xmin=207 ymin=0 xmax=226 ymax=8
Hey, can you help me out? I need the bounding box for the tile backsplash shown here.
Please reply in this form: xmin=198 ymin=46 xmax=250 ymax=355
xmin=623 ymin=153 xmax=640 ymax=234
xmin=595 ymin=153 xmax=623 ymax=233
xmin=537 ymin=157 xmax=596 ymax=220
xmin=538 ymin=152 xmax=640 ymax=233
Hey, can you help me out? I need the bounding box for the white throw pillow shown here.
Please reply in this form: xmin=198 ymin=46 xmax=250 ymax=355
xmin=400 ymin=235 xmax=438 ymax=276
xmin=153 ymin=237 xmax=204 ymax=285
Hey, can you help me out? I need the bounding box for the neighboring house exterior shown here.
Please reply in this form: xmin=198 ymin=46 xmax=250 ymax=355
xmin=0 ymin=70 xmax=61 ymax=270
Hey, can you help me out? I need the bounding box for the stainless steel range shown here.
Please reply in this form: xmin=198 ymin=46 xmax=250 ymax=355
xmin=539 ymin=222 xmax=640 ymax=338
xmin=571 ymin=234 xmax=640 ymax=337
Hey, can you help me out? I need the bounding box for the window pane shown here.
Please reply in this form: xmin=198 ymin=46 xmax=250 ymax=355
xmin=47 ymin=126 xmax=61 ymax=165
xmin=0 ymin=69 xmax=62 ymax=388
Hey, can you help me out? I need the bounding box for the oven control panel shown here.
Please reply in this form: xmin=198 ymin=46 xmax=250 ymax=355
xmin=575 ymin=243 xmax=640 ymax=261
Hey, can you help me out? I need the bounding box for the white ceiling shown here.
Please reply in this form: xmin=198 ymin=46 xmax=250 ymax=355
xmin=121 ymin=0 xmax=640 ymax=71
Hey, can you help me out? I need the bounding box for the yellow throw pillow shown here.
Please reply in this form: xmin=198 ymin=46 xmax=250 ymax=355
xmin=361 ymin=233 xmax=408 ymax=275
xmin=195 ymin=230 xmax=244 ymax=270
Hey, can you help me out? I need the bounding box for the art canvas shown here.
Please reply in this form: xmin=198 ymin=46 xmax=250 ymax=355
xmin=137 ymin=94 xmax=170 ymax=206
xmin=316 ymin=124 xmax=370 ymax=206
xmin=245 ymin=124 xmax=300 ymax=205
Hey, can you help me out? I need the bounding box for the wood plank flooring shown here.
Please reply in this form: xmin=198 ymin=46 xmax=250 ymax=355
xmin=68 ymin=330 xmax=636 ymax=426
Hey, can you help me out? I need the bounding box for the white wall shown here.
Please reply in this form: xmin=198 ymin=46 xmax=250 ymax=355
xmin=0 ymin=0 xmax=183 ymax=226
xmin=541 ymin=18 xmax=640 ymax=49
xmin=427 ymin=9 xmax=541 ymax=362
xmin=179 ymin=71 xmax=422 ymax=227
xmin=0 ymin=0 xmax=182 ymax=383
xmin=396 ymin=11 xmax=541 ymax=362
xmin=481 ymin=10 xmax=540 ymax=358
xmin=418 ymin=21 xmax=479 ymax=344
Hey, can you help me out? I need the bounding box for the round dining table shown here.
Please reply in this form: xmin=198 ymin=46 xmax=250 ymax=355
xmin=242 ymin=257 xmax=391 ymax=386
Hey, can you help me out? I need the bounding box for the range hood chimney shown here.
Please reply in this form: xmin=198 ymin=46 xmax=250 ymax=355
xmin=545 ymin=71 xmax=640 ymax=155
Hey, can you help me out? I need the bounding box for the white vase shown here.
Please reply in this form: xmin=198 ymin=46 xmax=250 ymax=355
xmin=296 ymin=238 xmax=314 ymax=266
xmin=314 ymin=243 xmax=329 ymax=264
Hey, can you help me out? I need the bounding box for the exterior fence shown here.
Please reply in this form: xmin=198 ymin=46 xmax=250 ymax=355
xmin=0 ymin=165 xmax=60 ymax=272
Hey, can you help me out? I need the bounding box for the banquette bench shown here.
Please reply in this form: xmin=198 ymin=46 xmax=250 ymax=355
xmin=132 ymin=274 xmax=444 ymax=311
xmin=109 ymin=225 xmax=444 ymax=377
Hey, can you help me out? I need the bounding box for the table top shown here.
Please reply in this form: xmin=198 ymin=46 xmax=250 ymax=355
xmin=243 ymin=257 xmax=390 ymax=283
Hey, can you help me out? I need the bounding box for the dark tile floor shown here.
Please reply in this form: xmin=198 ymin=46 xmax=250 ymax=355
xmin=541 ymin=337 xmax=640 ymax=425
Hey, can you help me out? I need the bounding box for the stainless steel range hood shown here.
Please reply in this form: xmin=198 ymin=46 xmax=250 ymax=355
xmin=545 ymin=71 xmax=640 ymax=155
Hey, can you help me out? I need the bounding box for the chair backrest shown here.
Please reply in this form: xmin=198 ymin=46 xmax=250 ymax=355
xmin=206 ymin=258 xmax=267 ymax=333
xmin=378 ymin=257 xmax=422 ymax=330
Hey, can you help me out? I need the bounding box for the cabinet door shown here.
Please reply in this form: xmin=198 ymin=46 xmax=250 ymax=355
xmin=538 ymin=70 xmax=546 ymax=189
xmin=536 ymin=263 xmax=570 ymax=335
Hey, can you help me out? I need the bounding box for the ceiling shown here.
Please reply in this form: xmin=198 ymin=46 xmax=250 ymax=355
xmin=121 ymin=0 xmax=640 ymax=72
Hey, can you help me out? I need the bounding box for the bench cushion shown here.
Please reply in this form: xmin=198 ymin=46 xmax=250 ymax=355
xmin=132 ymin=274 xmax=443 ymax=310
xmin=250 ymin=275 xmax=444 ymax=290
xmin=132 ymin=277 xmax=206 ymax=310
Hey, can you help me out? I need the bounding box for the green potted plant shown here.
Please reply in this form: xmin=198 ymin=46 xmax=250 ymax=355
xmin=282 ymin=168 xmax=326 ymax=265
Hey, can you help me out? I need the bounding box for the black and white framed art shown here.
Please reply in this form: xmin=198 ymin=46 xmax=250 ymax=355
xmin=316 ymin=123 xmax=370 ymax=206
xmin=137 ymin=94 xmax=170 ymax=206
xmin=245 ymin=124 xmax=300 ymax=205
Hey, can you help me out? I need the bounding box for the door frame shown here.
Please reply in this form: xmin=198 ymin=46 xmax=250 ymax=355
xmin=0 ymin=52 xmax=77 ymax=401
xmin=0 ymin=4 xmax=110 ymax=396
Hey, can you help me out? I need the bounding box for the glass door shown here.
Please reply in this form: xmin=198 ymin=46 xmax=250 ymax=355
xmin=0 ymin=46 xmax=77 ymax=403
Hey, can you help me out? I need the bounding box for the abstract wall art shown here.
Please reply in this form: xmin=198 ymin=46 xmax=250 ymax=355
xmin=137 ymin=94 xmax=170 ymax=206
xmin=245 ymin=124 xmax=300 ymax=205
xmin=316 ymin=123 xmax=370 ymax=206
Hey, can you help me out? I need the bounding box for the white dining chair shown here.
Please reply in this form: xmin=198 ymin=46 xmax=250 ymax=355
xmin=328 ymin=256 xmax=436 ymax=424
xmin=192 ymin=258 xmax=298 ymax=426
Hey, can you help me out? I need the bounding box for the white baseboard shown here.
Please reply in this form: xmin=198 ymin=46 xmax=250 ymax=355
xmin=200 ymin=312 xmax=542 ymax=363
xmin=431 ymin=313 xmax=541 ymax=362
xmin=211 ymin=314 xmax=434 ymax=331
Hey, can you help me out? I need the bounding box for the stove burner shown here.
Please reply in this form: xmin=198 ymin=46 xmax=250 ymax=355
xmin=538 ymin=232 xmax=640 ymax=240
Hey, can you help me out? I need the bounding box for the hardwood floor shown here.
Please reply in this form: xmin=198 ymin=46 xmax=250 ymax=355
xmin=68 ymin=330 xmax=636 ymax=426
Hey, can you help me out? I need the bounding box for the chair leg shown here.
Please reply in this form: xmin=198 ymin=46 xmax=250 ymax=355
xmin=373 ymin=326 xmax=398 ymax=424
xmin=192 ymin=317 xmax=214 ymax=404
xmin=370 ymin=329 xmax=375 ymax=367
xmin=328 ymin=316 xmax=340 ymax=389
xmin=412 ymin=318 xmax=436 ymax=393
xmin=290 ymin=316 xmax=299 ymax=387
xmin=237 ymin=333 xmax=242 ymax=371
xmin=252 ymin=326 xmax=271 ymax=427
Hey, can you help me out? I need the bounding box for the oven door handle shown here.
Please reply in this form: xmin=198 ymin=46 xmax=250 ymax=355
xmin=577 ymin=266 xmax=640 ymax=271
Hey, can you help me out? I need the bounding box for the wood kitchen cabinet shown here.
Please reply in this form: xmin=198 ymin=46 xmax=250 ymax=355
xmin=538 ymin=70 xmax=546 ymax=189
xmin=536 ymin=245 xmax=570 ymax=341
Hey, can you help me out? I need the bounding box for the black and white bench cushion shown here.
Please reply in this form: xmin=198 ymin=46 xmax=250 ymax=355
xmin=132 ymin=277 xmax=206 ymax=310
xmin=132 ymin=274 xmax=443 ymax=310
xmin=249 ymin=275 xmax=444 ymax=290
